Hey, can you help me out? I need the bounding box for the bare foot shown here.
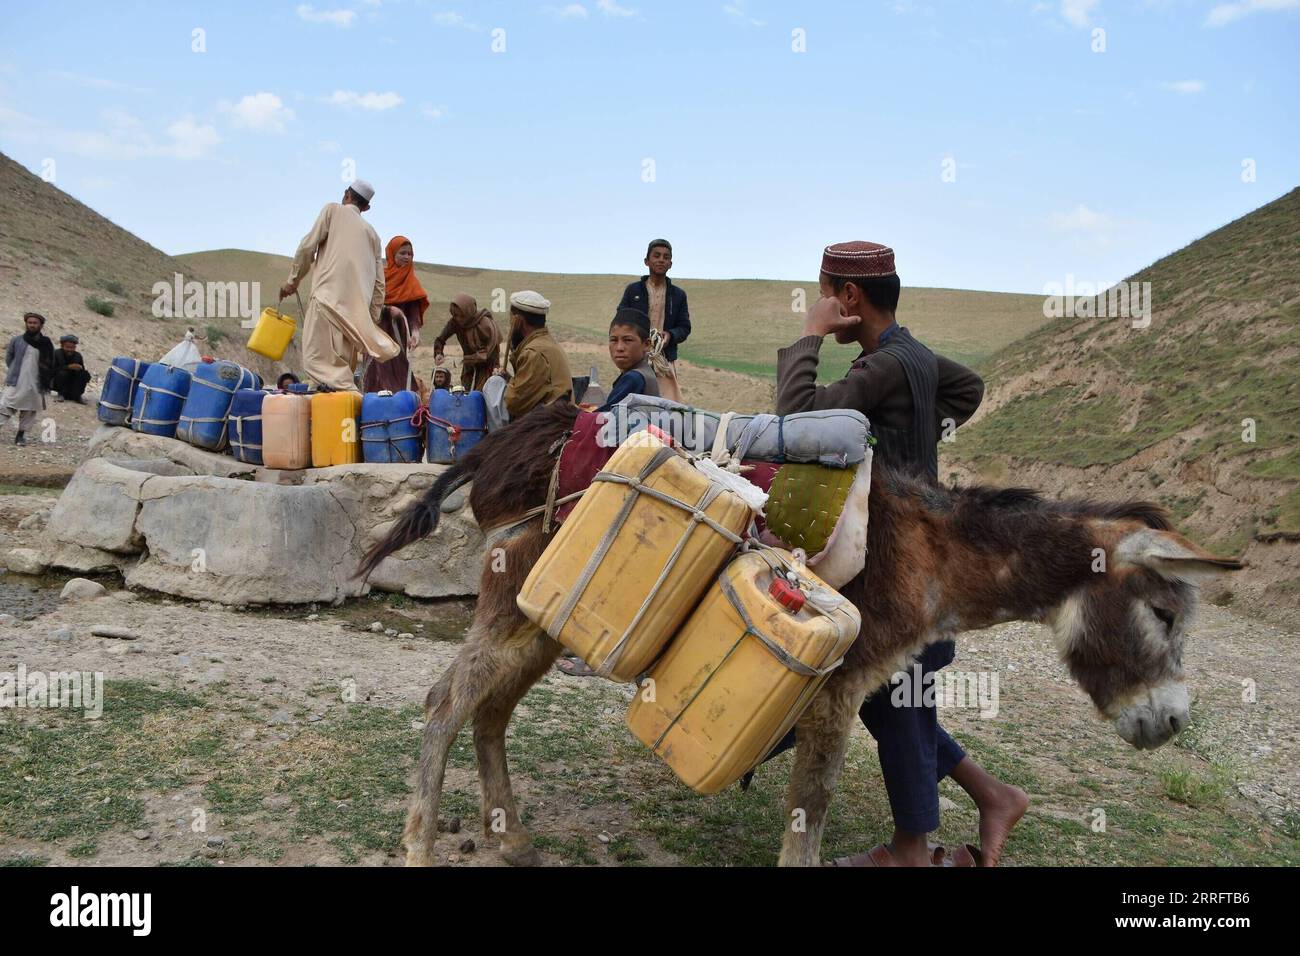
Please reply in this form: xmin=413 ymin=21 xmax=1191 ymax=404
xmin=975 ymin=783 xmax=1029 ymax=866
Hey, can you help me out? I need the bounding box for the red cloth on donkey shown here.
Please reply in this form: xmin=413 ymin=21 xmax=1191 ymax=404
xmin=553 ymin=410 xmax=780 ymax=527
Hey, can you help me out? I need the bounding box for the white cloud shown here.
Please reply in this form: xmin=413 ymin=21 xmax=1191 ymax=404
xmin=0 ymin=99 xmax=218 ymax=160
xmin=1206 ymin=0 xmax=1299 ymax=27
xmin=1050 ymin=204 xmax=1115 ymax=234
xmin=1161 ymin=79 xmax=1206 ymax=94
xmin=48 ymin=70 xmax=150 ymax=94
xmin=543 ymin=3 xmax=589 ymax=18
xmin=296 ymin=4 xmax=356 ymax=26
xmin=222 ymin=92 xmax=295 ymax=132
xmin=163 ymin=116 xmax=220 ymax=159
xmin=597 ymin=0 xmax=636 ymax=17
xmin=326 ymin=90 xmax=403 ymax=110
xmin=422 ymin=105 xmax=446 ymax=119
xmin=723 ymin=1 xmax=765 ymax=26
xmin=1060 ymin=0 xmax=1098 ymax=29
xmin=432 ymin=10 xmax=483 ymax=29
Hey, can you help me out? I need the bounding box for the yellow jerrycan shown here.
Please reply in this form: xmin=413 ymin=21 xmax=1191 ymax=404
xmin=516 ymin=430 xmax=754 ymax=682
xmin=627 ymin=547 xmax=861 ymax=795
xmin=310 ymin=391 xmax=362 ymax=467
xmin=247 ymin=293 xmax=301 ymax=362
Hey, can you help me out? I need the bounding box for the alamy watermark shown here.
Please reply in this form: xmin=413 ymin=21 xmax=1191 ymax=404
xmin=1042 ymin=275 xmax=1152 ymax=329
xmin=0 ymin=664 xmax=104 ymax=718
xmin=890 ymin=662 xmax=1000 ymax=719
xmin=152 ymin=273 xmax=261 ymax=321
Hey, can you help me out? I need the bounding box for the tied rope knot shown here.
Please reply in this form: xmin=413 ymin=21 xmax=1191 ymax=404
xmin=647 ymin=328 xmax=676 ymax=381
xmin=411 ymin=404 xmax=463 ymax=444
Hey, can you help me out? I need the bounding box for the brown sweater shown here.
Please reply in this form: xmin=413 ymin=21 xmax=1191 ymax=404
xmin=775 ymin=334 xmax=984 ymax=435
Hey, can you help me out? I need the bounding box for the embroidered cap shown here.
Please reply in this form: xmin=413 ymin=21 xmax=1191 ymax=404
xmin=820 ymin=240 xmax=897 ymax=279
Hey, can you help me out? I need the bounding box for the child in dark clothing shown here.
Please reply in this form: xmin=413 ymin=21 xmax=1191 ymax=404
xmin=597 ymin=308 xmax=660 ymax=412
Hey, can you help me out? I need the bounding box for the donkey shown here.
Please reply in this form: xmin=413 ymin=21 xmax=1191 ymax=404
xmin=360 ymin=400 xmax=1243 ymax=867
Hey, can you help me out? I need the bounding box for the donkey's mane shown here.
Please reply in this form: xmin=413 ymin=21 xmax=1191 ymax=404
xmin=878 ymin=463 xmax=1172 ymax=530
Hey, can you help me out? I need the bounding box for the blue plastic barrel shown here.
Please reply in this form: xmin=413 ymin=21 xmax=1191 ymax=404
xmin=360 ymin=390 xmax=424 ymax=463
xmin=228 ymin=389 xmax=269 ymax=465
xmin=97 ymin=357 xmax=152 ymax=426
xmin=175 ymin=360 xmax=261 ymax=451
xmin=130 ymin=364 xmax=192 ymax=438
xmin=426 ymin=388 xmax=488 ymax=464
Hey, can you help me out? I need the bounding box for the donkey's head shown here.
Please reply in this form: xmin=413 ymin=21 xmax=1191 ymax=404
xmin=1048 ymin=523 xmax=1243 ymax=750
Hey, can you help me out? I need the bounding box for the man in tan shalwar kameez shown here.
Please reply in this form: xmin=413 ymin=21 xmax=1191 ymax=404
xmin=279 ymin=180 xmax=399 ymax=391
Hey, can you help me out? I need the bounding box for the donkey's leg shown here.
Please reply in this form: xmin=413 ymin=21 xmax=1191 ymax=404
xmin=404 ymin=615 xmax=538 ymax=866
xmin=778 ymin=671 xmax=870 ymax=867
xmin=472 ymin=625 xmax=562 ymax=866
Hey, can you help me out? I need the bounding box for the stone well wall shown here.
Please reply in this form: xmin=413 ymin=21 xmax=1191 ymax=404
xmin=28 ymin=426 xmax=483 ymax=604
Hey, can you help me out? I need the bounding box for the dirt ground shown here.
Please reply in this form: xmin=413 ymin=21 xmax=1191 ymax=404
xmin=1 ymin=485 xmax=1296 ymax=867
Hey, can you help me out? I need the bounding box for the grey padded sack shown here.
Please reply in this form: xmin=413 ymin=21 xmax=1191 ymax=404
xmin=604 ymin=394 xmax=870 ymax=468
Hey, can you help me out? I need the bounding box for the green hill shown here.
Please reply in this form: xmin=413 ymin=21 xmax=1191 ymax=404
xmin=178 ymin=249 xmax=1049 ymax=384
xmin=951 ymin=187 xmax=1300 ymax=602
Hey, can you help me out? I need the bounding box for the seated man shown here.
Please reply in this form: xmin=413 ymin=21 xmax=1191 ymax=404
xmin=503 ymin=291 xmax=572 ymax=420
xmin=51 ymin=334 xmax=90 ymax=403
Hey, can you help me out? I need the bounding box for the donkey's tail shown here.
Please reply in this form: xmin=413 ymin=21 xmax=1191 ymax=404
xmin=356 ymin=462 xmax=475 ymax=581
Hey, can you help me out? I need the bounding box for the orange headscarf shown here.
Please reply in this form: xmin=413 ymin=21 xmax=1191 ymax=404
xmin=383 ymin=235 xmax=430 ymax=317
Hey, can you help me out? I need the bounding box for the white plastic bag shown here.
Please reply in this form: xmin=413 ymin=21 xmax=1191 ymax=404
xmin=483 ymin=373 xmax=510 ymax=432
xmin=159 ymin=329 xmax=203 ymax=373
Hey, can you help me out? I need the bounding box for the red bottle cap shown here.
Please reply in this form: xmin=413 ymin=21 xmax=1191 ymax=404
xmin=769 ymin=576 xmax=805 ymax=613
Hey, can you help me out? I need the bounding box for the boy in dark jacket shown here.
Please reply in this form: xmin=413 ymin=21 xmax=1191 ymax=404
xmin=616 ymin=239 xmax=690 ymax=364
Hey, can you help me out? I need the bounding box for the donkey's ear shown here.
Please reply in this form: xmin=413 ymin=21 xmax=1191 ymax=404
xmin=1114 ymin=528 xmax=1245 ymax=581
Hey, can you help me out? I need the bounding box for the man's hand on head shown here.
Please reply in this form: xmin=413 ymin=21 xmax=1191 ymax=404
xmin=803 ymin=295 xmax=858 ymax=338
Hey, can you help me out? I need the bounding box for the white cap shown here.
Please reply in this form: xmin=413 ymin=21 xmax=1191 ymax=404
xmin=509 ymin=290 xmax=550 ymax=315
xmin=348 ymin=179 xmax=375 ymax=204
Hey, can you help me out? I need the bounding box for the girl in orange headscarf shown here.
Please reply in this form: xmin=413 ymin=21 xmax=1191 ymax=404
xmin=365 ymin=235 xmax=430 ymax=394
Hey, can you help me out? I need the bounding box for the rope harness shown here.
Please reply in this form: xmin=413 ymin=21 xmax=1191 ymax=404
xmin=132 ymin=381 xmax=187 ymax=431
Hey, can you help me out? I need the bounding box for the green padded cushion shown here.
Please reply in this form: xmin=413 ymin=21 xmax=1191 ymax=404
xmin=762 ymin=462 xmax=855 ymax=554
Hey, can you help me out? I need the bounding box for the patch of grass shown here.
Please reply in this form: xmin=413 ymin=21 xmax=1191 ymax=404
xmin=101 ymin=279 xmax=125 ymax=296
xmin=1159 ymin=764 xmax=1232 ymax=808
xmin=203 ymin=324 xmax=227 ymax=346
xmin=0 ymin=681 xmax=207 ymax=852
xmin=533 ymin=833 xmax=598 ymax=865
xmin=0 ymin=855 xmax=48 ymax=866
xmin=84 ymin=295 xmax=114 ymax=317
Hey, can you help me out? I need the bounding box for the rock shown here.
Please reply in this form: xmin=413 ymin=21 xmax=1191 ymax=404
xmin=17 ymin=510 xmax=49 ymax=531
xmin=447 ymin=853 xmax=460 ymax=863
xmin=60 ymin=578 xmax=108 ymax=601
xmin=306 ymin=613 xmax=319 ymax=621
xmin=4 ymin=548 xmax=45 ymax=574
xmin=938 ymin=796 xmax=959 ymax=813
xmin=368 ymin=621 xmax=384 ymax=633
xmin=440 ymin=489 xmax=468 ymax=513
xmin=206 ymin=837 xmax=225 ymax=847
xmin=448 ymin=816 xmax=461 ymax=834
xmin=51 ymin=626 xmax=74 ymax=642
xmin=132 ymin=830 xmax=152 ymax=840
xmin=458 ymin=838 xmax=476 ymax=854
xmin=90 ymin=625 xmax=141 ymax=640
xmin=597 ymin=832 xmax=611 ymax=844
xmin=43 ymin=434 xmax=485 ymax=605
xmin=384 ymin=628 xmax=398 ymax=637
xmin=266 ymin=710 xmax=293 ymax=726
xmin=0 ymin=613 xmax=15 ymax=626
xmin=397 ymin=632 xmax=414 ymax=640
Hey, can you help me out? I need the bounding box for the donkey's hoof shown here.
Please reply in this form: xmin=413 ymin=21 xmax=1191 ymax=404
xmin=500 ymin=843 xmax=542 ymax=867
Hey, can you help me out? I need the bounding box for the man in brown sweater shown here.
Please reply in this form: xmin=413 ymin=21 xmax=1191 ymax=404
xmin=771 ymin=241 xmax=1027 ymax=869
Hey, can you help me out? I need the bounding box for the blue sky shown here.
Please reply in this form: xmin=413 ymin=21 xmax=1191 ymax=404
xmin=1 ymin=0 xmax=1297 ymax=293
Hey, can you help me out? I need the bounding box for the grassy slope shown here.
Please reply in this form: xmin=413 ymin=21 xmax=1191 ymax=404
xmin=0 ymin=152 xmax=203 ymax=375
xmin=952 ymin=187 xmax=1300 ymax=550
xmin=178 ymin=249 xmax=1049 ymax=383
